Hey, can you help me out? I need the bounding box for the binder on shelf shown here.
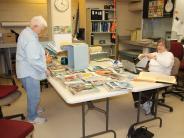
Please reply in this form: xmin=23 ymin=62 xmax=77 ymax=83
xmin=98 ymin=10 xmax=103 ymax=20
xmin=108 ymin=23 xmax=110 ymax=32
xmin=91 ymin=9 xmax=111 ymax=20
xmin=101 ymin=22 xmax=104 ymax=32
xmin=91 ymin=10 xmax=99 ymax=20
xmin=105 ymin=11 xmax=109 ymax=20
xmin=91 ymin=10 xmax=95 ymax=20
xmin=95 ymin=10 xmax=98 ymax=20
xmin=92 ymin=22 xmax=113 ymax=32
xmin=102 ymin=11 xmax=105 ymax=20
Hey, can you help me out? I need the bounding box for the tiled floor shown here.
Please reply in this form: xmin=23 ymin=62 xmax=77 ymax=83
xmin=2 ymin=80 xmax=184 ymax=138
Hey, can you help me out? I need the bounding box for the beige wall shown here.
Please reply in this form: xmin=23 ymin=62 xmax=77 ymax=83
xmin=78 ymin=0 xmax=142 ymax=37
xmin=117 ymin=1 xmax=142 ymax=36
xmin=50 ymin=0 xmax=71 ymax=27
xmin=49 ymin=0 xmax=72 ymax=43
xmin=79 ymin=0 xmax=86 ymax=29
xmin=0 ymin=0 xmax=47 ymax=34
xmin=72 ymin=0 xmax=79 ymax=36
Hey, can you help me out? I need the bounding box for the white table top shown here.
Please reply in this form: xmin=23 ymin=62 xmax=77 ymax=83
xmin=48 ymin=60 xmax=170 ymax=104
xmin=131 ymin=81 xmax=169 ymax=92
xmin=48 ymin=76 xmax=168 ymax=104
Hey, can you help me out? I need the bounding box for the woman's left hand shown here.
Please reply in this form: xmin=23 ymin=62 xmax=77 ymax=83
xmin=46 ymin=69 xmax=51 ymax=76
xmin=145 ymin=53 xmax=156 ymax=60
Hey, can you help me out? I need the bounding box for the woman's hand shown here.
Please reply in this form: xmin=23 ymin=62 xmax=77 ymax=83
xmin=46 ymin=69 xmax=51 ymax=77
xmin=145 ymin=53 xmax=156 ymax=60
xmin=45 ymin=50 xmax=52 ymax=64
xmin=138 ymin=54 xmax=146 ymax=60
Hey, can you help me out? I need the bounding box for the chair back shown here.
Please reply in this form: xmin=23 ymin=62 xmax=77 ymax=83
xmin=170 ymin=40 xmax=183 ymax=61
xmin=171 ymin=57 xmax=180 ymax=76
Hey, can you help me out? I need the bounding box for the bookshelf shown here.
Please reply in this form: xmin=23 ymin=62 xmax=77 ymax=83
xmin=86 ymin=8 xmax=117 ymax=58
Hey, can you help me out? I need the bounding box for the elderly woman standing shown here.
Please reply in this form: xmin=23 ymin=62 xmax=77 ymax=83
xmin=16 ymin=16 xmax=48 ymax=124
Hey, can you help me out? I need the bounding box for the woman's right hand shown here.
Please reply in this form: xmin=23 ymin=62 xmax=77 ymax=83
xmin=138 ymin=54 xmax=146 ymax=60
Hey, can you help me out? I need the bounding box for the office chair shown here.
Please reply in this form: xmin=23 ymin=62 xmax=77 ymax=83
xmin=0 ymin=75 xmax=25 ymax=120
xmin=0 ymin=119 xmax=34 ymax=138
xmin=157 ymin=57 xmax=180 ymax=113
xmin=163 ymin=40 xmax=184 ymax=101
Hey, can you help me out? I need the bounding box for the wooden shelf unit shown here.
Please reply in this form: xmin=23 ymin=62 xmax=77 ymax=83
xmin=86 ymin=8 xmax=118 ymax=58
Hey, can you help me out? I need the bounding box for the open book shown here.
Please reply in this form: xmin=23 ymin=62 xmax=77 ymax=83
xmin=135 ymin=72 xmax=176 ymax=84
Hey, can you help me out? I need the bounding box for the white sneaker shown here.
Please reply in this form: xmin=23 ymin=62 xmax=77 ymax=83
xmin=37 ymin=107 xmax=45 ymax=114
xmin=28 ymin=117 xmax=47 ymax=124
xmin=142 ymin=101 xmax=152 ymax=115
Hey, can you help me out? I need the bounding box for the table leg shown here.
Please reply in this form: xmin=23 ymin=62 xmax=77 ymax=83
xmin=82 ymin=102 xmax=85 ymax=138
xmin=106 ymin=98 xmax=109 ymax=131
xmin=134 ymin=89 xmax=162 ymax=128
xmin=7 ymin=48 xmax=12 ymax=74
xmin=137 ymin=92 xmax=142 ymax=123
xmin=81 ymin=98 xmax=116 ymax=138
xmin=154 ymin=89 xmax=162 ymax=127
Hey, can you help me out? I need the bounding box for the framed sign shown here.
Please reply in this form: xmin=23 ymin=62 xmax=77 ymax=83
xmin=143 ymin=0 xmax=175 ymax=18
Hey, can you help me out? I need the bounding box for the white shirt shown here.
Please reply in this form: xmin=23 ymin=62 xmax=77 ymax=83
xmin=148 ymin=51 xmax=174 ymax=75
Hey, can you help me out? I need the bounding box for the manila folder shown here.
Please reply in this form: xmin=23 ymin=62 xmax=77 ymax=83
xmin=135 ymin=72 xmax=176 ymax=84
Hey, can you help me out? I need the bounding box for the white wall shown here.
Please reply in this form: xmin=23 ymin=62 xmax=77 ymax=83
xmin=50 ymin=0 xmax=71 ymax=27
xmin=117 ymin=1 xmax=142 ymax=36
xmin=0 ymin=0 xmax=47 ymax=34
xmin=171 ymin=0 xmax=184 ymax=40
xmin=48 ymin=0 xmax=72 ymax=44
xmin=71 ymin=0 xmax=79 ymax=36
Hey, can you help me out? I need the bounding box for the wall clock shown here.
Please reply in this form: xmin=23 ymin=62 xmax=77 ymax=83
xmin=54 ymin=0 xmax=69 ymax=12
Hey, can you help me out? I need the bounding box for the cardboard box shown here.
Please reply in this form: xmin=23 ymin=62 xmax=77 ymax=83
xmin=2 ymin=33 xmax=16 ymax=43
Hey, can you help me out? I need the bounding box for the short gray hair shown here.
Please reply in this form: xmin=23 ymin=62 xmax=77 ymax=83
xmin=30 ymin=16 xmax=47 ymax=28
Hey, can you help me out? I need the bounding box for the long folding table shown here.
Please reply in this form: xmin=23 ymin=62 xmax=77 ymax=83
xmin=48 ymin=61 xmax=169 ymax=138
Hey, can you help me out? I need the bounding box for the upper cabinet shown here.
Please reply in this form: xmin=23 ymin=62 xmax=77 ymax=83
xmin=129 ymin=0 xmax=141 ymax=2
xmin=143 ymin=0 xmax=175 ymax=19
xmin=128 ymin=0 xmax=143 ymax=12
